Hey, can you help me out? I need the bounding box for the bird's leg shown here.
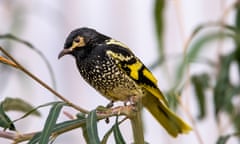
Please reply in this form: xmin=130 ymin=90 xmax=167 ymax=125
xmin=123 ymin=96 xmax=138 ymax=106
xmin=105 ymin=117 xmax=110 ymax=123
xmin=123 ymin=96 xmax=139 ymax=112
xmin=105 ymin=100 xmax=114 ymax=124
xmin=129 ymin=95 xmax=138 ymax=106
xmin=124 ymin=101 xmax=128 ymax=106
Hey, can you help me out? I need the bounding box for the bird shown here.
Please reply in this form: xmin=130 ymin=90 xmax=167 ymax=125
xmin=58 ymin=27 xmax=192 ymax=137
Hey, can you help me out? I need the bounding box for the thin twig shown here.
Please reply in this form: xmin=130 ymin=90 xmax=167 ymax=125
xmin=0 ymin=56 xmax=17 ymax=68
xmin=0 ymin=46 xmax=88 ymax=113
xmin=174 ymin=0 xmax=186 ymax=41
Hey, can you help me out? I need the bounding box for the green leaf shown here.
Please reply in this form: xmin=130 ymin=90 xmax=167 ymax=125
xmin=216 ymin=133 xmax=240 ymax=144
xmin=234 ymin=3 xmax=240 ymax=79
xmin=216 ymin=135 xmax=231 ymax=144
xmin=154 ymin=0 xmax=165 ymax=45
xmin=2 ymin=97 xmax=40 ymax=116
xmin=150 ymin=0 xmax=165 ymax=69
xmin=113 ymin=116 xmax=125 ymax=144
xmin=38 ymin=102 xmax=65 ymax=144
xmin=174 ymin=25 xmax=239 ymax=90
xmin=13 ymin=101 xmax=60 ymax=123
xmin=0 ymin=103 xmax=15 ymax=130
xmin=235 ymin=2 xmax=240 ymax=30
xmin=28 ymin=133 xmax=41 ymax=144
xmin=234 ymin=45 xmax=240 ymax=75
xmin=86 ymin=110 xmax=100 ymax=144
xmin=102 ymin=117 xmax=128 ymax=144
xmin=165 ymin=90 xmax=181 ymax=110
xmin=53 ymin=117 xmax=86 ymax=132
xmin=191 ymin=73 xmax=209 ymax=119
xmin=82 ymin=123 xmax=90 ymax=144
xmin=213 ymin=54 xmax=235 ymax=116
xmin=233 ymin=113 xmax=240 ymax=132
xmin=76 ymin=112 xmax=89 ymax=143
xmin=101 ymin=126 xmax=113 ymax=144
xmin=76 ymin=112 xmax=87 ymax=119
xmin=28 ymin=114 xmax=87 ymax=144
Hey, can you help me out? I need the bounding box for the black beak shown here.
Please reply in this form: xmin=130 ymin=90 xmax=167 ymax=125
xmin=58 ymin=49 xmax=72 ymax=59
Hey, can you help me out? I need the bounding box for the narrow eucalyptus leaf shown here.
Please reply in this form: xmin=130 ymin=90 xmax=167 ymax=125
xmin=216 ymin=135 xmax=231 ymax=144
xmin=176 ymin=33 xmax=221 ymax=89
xmin=0 ymin=103 xmax=15 ymax=130
xmin=28 ymin=133 xmax=41 ymax=144
xmin=234 ymin=3 xmax=240 ymax=79
xmin=29 ymin=117 xmax=87 ymax=144
xmin=216 ymin=133 xmax=240 ymax=144
xmin=113 ymin=116 xmax=126 ymax=144
xmin=38 ymin=102 xmax=65 ymax=144
xmin=165 ymin=91 xmax=180 ymax=110
xmin=233 ymin=113 xmax=240 ymax=132
xmin=13 ymin=101 xmax=60 ymax=123
xmin=213 ymin=54 xmax=234 ymax=116
xmin=76 ymin=112 xmax=87 ymax=119
xmin=175 ymin=29 xmax=237 ymax=90
xmin=150 ymin=0 xmax=165 ymax=70
xmin=191 ymin=74 xmax=209 ymax=119
xmin=235 ymin=3 xmax=240 ymax=29
xmin=101 ymin=126 xmax=113 ymax=144
xmin=86 ymin=110 xmax=100 ymax=144
xmin=234 ymin=45 xmax=240 ymax=75
xmin=2 ymin=97 xmax=40 ymax=116
xmin=53 ymin=117 xmax=86 ymax=131
xmin=82 ymin=124 xmax=90 ymax=144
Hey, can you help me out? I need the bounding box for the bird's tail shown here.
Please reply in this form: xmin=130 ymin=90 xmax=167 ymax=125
xmin=142 ymin=94 xmax=192 ymax=137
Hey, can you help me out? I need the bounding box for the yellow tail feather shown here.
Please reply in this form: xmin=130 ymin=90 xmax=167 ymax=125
xmin=142 ymin=94 xmax=192 ymax=137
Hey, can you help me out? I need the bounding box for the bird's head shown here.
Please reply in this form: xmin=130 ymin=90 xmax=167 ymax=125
xmin=58 ymin=27 xmax=110 ymax=59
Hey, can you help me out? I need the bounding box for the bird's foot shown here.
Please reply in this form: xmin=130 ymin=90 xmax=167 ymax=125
xmin=104 ymin=100 xmax=115 ymax=123
xmin=123 ymin=96 xmax=141 ymax=112
xmin=106 ymin=100 xmax=114 ymax=108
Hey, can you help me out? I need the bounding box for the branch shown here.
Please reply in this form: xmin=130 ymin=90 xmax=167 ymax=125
xmin=0 ymin=105 xmax=135 ymax=143
xmin=0 ymin=56 xmax=17 ymax=68
xmin=129 ymin=99 xmax=145 ymax=144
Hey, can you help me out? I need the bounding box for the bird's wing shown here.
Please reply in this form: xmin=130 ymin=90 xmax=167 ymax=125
xmin=104 ymin=40 xmax=168 ymax=105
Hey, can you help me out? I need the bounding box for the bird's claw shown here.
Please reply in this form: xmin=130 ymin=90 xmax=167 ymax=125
xmin=106 ymin=100 xmax=114 ymax=108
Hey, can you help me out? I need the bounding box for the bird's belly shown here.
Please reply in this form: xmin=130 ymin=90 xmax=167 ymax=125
xmin=103 ymin=82 xmax=143 ymax=101
xmin=93 ymin=72 xmax=143 ymax=101
xmin=79 ymin=62 xmax=143 ymax=101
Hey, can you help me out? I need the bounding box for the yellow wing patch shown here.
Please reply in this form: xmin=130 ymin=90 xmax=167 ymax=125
xmin=106 ymin=48 xmax=167 ymax=105
xmin=142 ymin=68 xmax=157 ymax=85
xmin=106 ymin=50 xmax=142 ymax=80
xmin=107 ymin=46 xmax=157 ymax=85
xmin=106 ymin=50 xmax=133 ymax=61
xmin=127 ymin=60 xmax=142 ymax=80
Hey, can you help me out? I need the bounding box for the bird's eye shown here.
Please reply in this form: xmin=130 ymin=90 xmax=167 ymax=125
xmin=72 ymin=36 xmax=86 ymax=48
xmin=74 ymin=37 xmax=80 ymax=43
